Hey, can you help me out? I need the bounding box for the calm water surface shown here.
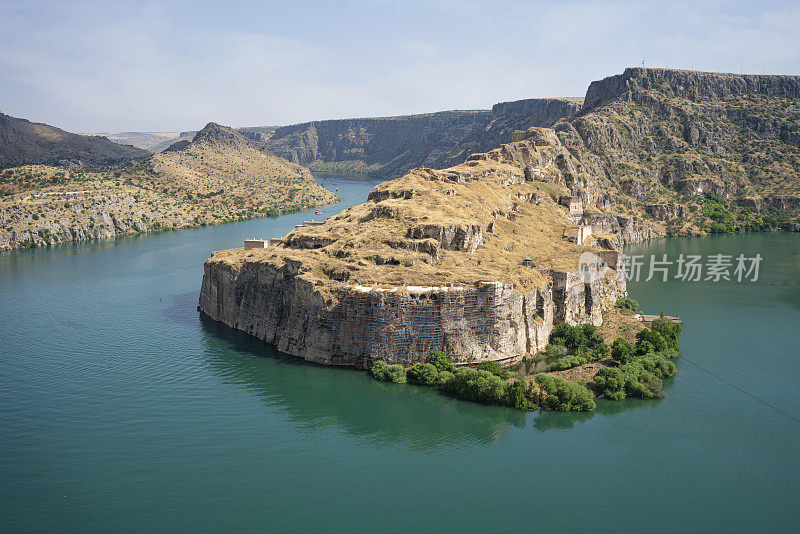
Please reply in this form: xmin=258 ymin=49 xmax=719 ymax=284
xmin=1 ymin=175 xmax=799 ymax=532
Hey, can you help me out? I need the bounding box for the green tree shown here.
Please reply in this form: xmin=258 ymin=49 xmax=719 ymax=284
xmin=611 ymin=337 xmax=636 ymax=364
xmin=425 ymin=350 xmax=455 ymax=373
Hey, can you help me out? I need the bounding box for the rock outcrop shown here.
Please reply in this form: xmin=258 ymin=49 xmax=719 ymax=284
xmin=557 ymin=68 xmax=800 ymax=232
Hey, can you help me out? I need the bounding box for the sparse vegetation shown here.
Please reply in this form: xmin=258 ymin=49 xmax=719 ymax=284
xmin=615 ymin=297 xmax=640 ymax=312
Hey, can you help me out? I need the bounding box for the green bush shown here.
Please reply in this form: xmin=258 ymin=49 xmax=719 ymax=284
xmin=370 ymin=361 xmax=406 ymax=383
xmin=615 ymin=297 xmax=641 ymax=312
xmin=550 ymin=323 xmax=608 ymax=358
xmin=594 ymin=353 xmax=677 ymax=400
xmin=507 ymin=380 xmax=537 ymax=410
xmin=550 ymin=323 xmax=586 ymax=350
xmin=476 ymin=360 xmax=503 ymax=376
xmin=660 ymin=346 xmax=679 ymax=359
xmin=406 ymin=363 xmax=440 ymax=386
xmin=475 ymin=360 xmax=513 ymax=379
xmin=544 ymin=323 xmax=609 ymax=371
xmin=440 ymin=368 xmax=509 ymax=406
xmin=703 ymin=192 xmax=736 ymax=233
xmin=547 ymin=354 xmax=589 ymax=371
xmin=611 ymin=337 xmax=636 ymax=364
xmin=425 ymin=350 xmax=455 ymax=373
xmin=650 ymin=313 xmax=681 ymax=350
xmin=535 ymin=374 xmax=596 ymax=411
xmin=544 ymin=343 xmax=568 ymax=358
xmin=436 ymin=370 xmax=454 ymax=385
xmin=635 ymin=329 xmax=666 ymax=355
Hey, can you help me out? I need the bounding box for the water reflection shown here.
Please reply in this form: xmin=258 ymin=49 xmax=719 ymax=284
xmin=199 ymin=315 xmax=528 ymax=450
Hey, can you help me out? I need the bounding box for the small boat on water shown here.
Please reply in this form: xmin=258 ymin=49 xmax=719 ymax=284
xmin=315 ymin=209 xmax=322 ymax=215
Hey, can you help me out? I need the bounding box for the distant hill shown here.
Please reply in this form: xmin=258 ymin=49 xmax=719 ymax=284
xmin=148 ymin=131 xmax=197 ymax=152
xmin=0 ymin=112 xmax=149 ymax=170
xmin=91 ymin=131 xmax=185 ymax=151
xmin=0 ymin=121 xmax=337 ymax=250
xmin=97 ymin=126 xmax=278 ymax=152
xmin=147 ymin=122 xmax=332 ymax=207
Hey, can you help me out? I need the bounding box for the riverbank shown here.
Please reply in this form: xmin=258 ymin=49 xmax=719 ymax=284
xmin=0 ymin=164 xmax=338 ymax=251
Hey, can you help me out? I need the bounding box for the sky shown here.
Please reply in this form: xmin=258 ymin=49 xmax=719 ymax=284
xmin=1 ymin=0 xmax=799 ymax=133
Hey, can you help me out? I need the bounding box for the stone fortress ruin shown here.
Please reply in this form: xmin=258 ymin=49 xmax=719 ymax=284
xmin=200 ymin=128 xmax=657 ymax=368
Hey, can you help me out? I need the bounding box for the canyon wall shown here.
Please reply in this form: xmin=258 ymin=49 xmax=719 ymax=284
xmin=265 ymin=98 xmax=583 ymax=178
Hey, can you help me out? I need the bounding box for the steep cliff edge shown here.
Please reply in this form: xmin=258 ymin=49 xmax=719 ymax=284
xmin=200 ymin=127 xmax=647 ymax=368
xmin=558 ymin=68 xmax=800 ymax=234
xmin=265 ymin=98 xmax=583 ymax=178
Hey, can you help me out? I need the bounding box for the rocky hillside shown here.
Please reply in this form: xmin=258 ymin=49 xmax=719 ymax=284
xmin=0 ymin=113 xmax=149 ymax=170
xmin=265 ymin=98 xmax=583 ymax=178
xmin=0 ymin=122 xmax=336 ymax=250
xmin=554 ymin=68 xmax=800 ymax=234
xmin=145 ymin=122 xmax=320 ymax=198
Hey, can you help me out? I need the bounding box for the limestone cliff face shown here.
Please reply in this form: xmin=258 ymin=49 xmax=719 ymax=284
xmin=583 ymin=68 xmax=800 ymax=111
xmin=266 ymin=98 xmax=583 ymax=178
xmin=0 ymin=210 xmax=147 ymax=250
xmin=199 ymin=260 xmax=624 ymax=368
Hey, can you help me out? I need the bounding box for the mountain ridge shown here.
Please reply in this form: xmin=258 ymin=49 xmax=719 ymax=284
xmin=265 ymin=98 xmax=584 ymax=177
xmin=0 ymin=112 xmax=149 ymax=170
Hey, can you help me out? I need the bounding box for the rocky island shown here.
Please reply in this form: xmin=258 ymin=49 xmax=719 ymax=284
xmin=199 ymin=124 xmax=681 ymax=410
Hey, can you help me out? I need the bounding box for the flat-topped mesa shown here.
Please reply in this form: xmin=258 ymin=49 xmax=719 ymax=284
xmin=583 ymin=67 xmax=800 ymax=111
xmin=199 ymin=127 xmax=636 ymax=368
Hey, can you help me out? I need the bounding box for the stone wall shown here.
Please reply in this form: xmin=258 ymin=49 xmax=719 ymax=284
xmin=198 ymin=259 xmax=626 ymax=368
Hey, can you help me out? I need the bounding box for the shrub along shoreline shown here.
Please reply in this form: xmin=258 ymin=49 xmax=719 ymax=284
xmin=368 ymin=300 xmax=682 ymax=412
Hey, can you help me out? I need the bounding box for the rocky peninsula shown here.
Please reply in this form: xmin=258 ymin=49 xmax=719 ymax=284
xmin=199 ymin=127 xmax=658 ymax=370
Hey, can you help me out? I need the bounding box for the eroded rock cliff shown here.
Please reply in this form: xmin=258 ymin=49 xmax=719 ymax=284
xmin=558 ymin=68 xmax=800 ymax=233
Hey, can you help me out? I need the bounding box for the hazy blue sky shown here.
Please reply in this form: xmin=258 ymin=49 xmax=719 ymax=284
xmin=1 ymin=0 xmax=798 ymax=132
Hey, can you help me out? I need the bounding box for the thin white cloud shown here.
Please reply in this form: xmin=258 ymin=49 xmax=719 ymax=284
xmin=0 ymin=0 xmax=798 ymax=132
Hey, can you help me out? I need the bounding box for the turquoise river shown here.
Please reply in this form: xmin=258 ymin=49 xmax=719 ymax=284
xmin=1 ymin=175 xmax=799 ymax=532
